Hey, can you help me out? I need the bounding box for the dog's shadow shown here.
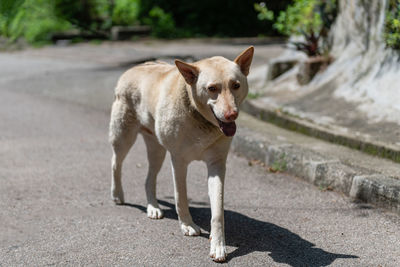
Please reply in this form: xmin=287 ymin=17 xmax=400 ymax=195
xmin=123 ymin=200 xmax=358 ymax=266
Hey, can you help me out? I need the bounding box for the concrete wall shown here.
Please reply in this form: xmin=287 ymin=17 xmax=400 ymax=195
xmin=311 ymin=0 xmax=400 ymax=124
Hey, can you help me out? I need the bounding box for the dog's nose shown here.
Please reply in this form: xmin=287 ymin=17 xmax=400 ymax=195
xmin=224 ymin=110 xmax=238 ymax=121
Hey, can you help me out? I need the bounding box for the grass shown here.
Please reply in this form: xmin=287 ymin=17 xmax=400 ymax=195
xmin=269 ymin=153 xmax=287 ymax=172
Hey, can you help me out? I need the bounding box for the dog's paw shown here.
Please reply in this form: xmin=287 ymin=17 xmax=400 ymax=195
xmin=111 ymin=189 xmax=124 ymax=205
xmin=147 ymin=204 xmax=164 ymax=219
xmin=210 ymin=239 xmax=227 ymax=262
xmin=180 ymin=222 xmax=201 ymax=236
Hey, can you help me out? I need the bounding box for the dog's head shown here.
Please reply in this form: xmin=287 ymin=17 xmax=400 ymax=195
xmin=175 ymin=46 xmax=254 ymax=137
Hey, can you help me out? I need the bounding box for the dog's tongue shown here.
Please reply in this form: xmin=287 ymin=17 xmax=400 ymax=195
xmin=219 ymin=121 xmax=236 ymax=136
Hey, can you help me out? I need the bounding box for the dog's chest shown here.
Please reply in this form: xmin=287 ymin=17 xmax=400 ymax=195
xmin=155 ymin=113 xmax=224 ymax=160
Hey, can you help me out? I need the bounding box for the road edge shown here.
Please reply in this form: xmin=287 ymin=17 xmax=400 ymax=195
xmin=233 ymin=112 xmax=400 ymax=215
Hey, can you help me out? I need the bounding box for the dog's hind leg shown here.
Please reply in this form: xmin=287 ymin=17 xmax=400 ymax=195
xmin=143 ymin=134 xmax=166 ymax=219
xmin=109 ymin=99 xmax=139 ymax=204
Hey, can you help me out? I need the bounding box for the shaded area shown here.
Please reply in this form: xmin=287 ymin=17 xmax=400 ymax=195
xmin=139 ymin=0 xmax=292 ymax=37
xmin=123 ymin=200 xmax=358 ymax=266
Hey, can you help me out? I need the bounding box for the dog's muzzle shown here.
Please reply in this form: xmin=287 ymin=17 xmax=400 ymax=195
xmin=210 ymin=107 xmax=237 ymax=137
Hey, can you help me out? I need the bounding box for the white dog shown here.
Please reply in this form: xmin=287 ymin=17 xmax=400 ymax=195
xmin=109 ymin=46 xmax=254 ymax=262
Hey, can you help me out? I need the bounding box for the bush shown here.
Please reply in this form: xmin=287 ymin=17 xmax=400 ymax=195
xmin=255 ymin=0 xmax=337 ymax=56
xmin=112 ymin=0 xmax=141 ymax=26
xmin=53 ymin=0 xmax=110 ymax=34
xmin=254 ymin=2 xmax=274 ymax=21
xmin=1 ymin=0 xmax=292 ymax=44
xmin=274 ymin=0 xmax=322 ymax=37
xmin=139 ymin=0 xmax=292 ymax=38
xmin=0 ymin=0 xmax=141 ymax=45
xmin=54 ymin=0 xmax=140 ymax=35
xmin=385 ymin=0 xmax=400 ymax=49
xmin=0 ymin=0 xmax=23 ymax=38
xmin=0 ymin=0 xmax=72 ymax=44
xmin=142 ymin=6 xmax=176 ymax=38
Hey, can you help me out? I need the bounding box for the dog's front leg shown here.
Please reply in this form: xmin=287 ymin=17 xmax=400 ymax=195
xmin=171 ymin=157 xmax=201 ymax=236
xmin=207 ymin=160 xmax=227 ymax=262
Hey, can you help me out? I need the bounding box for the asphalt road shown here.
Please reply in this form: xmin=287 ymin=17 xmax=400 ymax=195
xmin=1 ymin=41 xmax=400 ymax=266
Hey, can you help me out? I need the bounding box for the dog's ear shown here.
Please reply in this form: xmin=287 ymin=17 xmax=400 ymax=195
xmin=234 ymin=46 xmax=254 ymax=76
xmin=175 ymin=60 xmax=199 ymax=85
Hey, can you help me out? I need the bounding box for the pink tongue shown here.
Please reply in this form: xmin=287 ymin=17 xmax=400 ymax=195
xmin=220 ymin=121 xmax=236 ymax=136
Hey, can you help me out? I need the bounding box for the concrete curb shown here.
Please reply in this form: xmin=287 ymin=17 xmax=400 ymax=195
xmin=242 ymin=99 xmax=400 ymax=163
xmin=233 ymin=112 xmax=400 ymax=215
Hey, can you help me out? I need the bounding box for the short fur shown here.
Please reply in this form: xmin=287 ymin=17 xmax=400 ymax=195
xmin=109 ymin=47 xmax=254 ymax=262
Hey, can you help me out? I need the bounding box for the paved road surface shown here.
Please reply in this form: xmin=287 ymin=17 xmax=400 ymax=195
xmin=1 ymin=41 xmax=399 ymax=266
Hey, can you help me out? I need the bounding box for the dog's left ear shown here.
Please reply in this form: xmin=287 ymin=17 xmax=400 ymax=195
xmin=175 ymin=60 xmax=199 ymax=85
xmin=234 ymin=46 xmax=254 ymax=76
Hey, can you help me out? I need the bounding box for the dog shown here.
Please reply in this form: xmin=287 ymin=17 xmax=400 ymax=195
xmin=109 ymin=46 xmax=254 ymax=262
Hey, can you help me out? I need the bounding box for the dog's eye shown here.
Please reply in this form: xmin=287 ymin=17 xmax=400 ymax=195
xmin=208 ymin=86 xmax=217 ymax=92
xmin=233 ymin=83 xmax=240 ymax=89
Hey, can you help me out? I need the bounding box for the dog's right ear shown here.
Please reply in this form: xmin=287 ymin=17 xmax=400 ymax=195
xmin=175 ymin=60 xmax=199 ymax=85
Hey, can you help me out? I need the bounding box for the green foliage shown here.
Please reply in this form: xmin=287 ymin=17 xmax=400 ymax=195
xmin=139 ymin=0 xmax=292 ymax=38
xmin=112 ymin=0 xmax=140 ymax=26
xmin=269 ymin=153 xmax=287 ymax=173
xmin=274 ymin=0 xmax=321 ymax=36
xmin=0 ymin=0 xmax=23 ymax=37
xmin=54 ymin=0 xmax=140 ymax=35
xmin=0 ymin=0 xmax=292 ymax=44
xmin=0 ymin=0 xmax=72 ymax=44
xmin=254 ymin=2 xmax=274 ymax=21
xmin=53 ymin=0 xmax=111 ymax=32
xmin=143 ymin=6 xmax=176 ymax=38
xmin=0 ymin=0 xmax=142 ymax=45
xmin=385 ymin=0 xmax=400 ymax=49
xmin=255 ymin=0 xmax=337 ymax=56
